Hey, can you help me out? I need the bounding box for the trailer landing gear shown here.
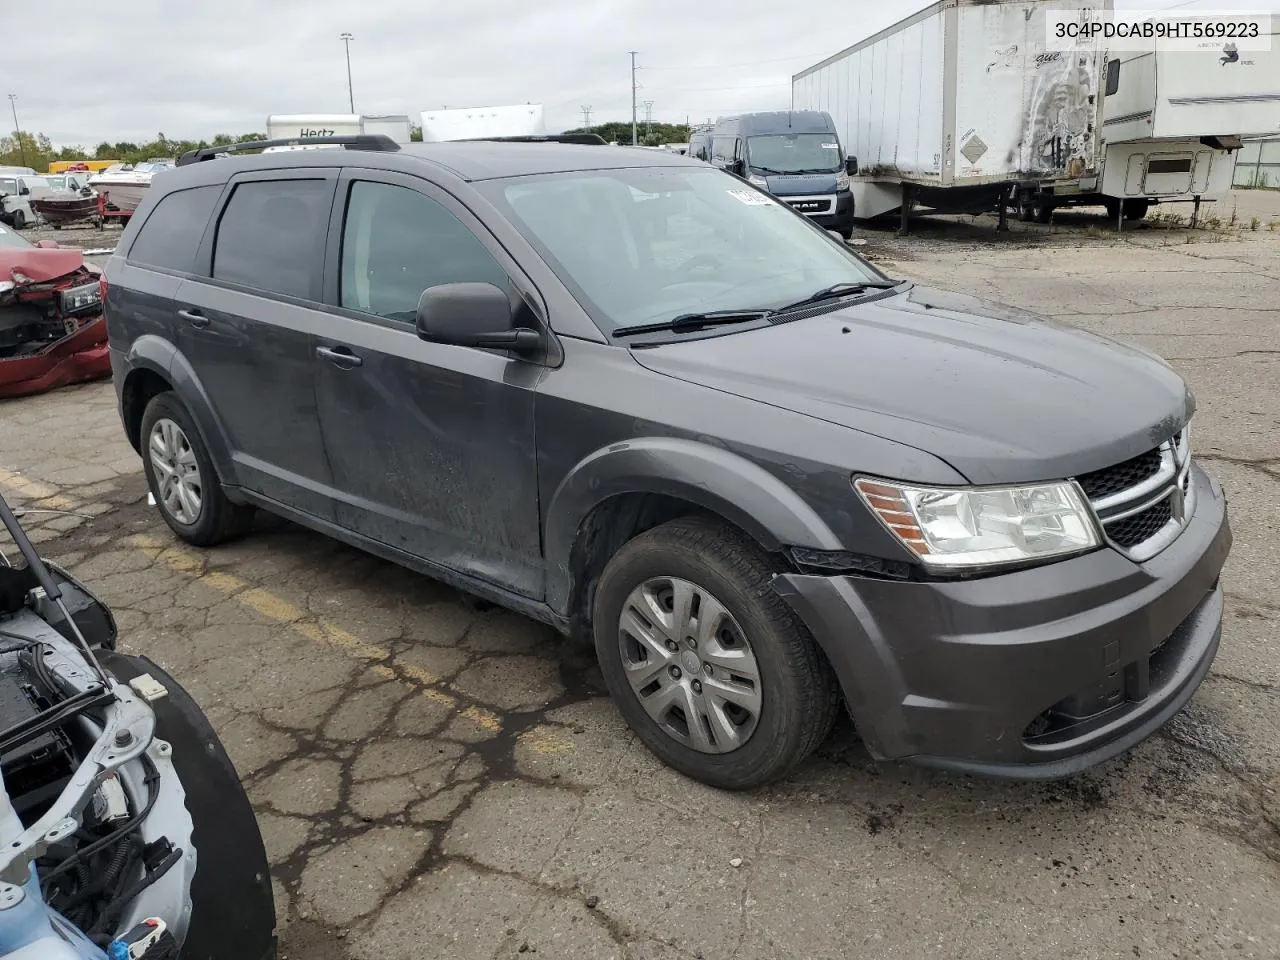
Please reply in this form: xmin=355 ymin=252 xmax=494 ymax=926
xmin=897 ymin=184 xmax=915 ymax=237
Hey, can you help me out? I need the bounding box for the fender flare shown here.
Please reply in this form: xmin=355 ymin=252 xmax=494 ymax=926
xmin=122 ymin=336 xmax=238 ymax=487
xmin=543 ymin=437 xmax=844 ymax=616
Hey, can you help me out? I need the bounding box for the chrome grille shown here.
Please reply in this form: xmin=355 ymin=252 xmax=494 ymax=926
xmin=1079 ymin=428 xmax=1192 ymax=562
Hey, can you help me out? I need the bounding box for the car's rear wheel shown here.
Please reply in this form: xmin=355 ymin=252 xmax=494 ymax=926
xmin=140 ymin=392 xmax=253 ymax=547
xmin=593 ymin=517 xmax=839 ymax=789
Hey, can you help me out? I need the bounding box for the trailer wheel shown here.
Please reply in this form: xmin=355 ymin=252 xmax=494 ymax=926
xmin=1126 ymin=200 xmax=1151 ymax=221
xmin=1106 ymin=198 xmax=1150 ymax=222
xmin=1029 ymin=198 xmax=1054 ymax=224
xmin=1017 ymin=197 xmax=1036 ymax=222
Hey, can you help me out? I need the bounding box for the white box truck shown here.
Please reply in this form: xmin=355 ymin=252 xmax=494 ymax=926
xmin=792 ymin=0 xmax=1280 ymax=227
xmin=419 ymin=104 xmax=546 ymax=142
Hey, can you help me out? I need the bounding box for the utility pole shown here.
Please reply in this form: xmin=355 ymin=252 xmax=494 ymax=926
xmin=7 ymin=95 xmax=25 ymax=169
xmin=643 ymin=100 xmax=654 ymax=137
xmin=580 ymin=105 xmax=593 ymax=129
xmin=629 ymin=51 xmax=639 ymax=146
xmin=340 ymin=33 xmax=355 ymax=113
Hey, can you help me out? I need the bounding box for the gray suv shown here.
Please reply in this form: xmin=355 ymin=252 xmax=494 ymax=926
xmin=103 ymin=136 xmax=1231 ymax=789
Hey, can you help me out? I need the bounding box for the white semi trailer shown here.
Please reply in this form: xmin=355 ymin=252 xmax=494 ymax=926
xmin=419 ymin=105 xmax=546 ymax=142
xmin=792 ymin=0 xmax=1280 ymax=227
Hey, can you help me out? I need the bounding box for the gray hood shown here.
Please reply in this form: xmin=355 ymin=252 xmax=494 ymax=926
xmin=630 ymin=286 xmax=1192 ymax=486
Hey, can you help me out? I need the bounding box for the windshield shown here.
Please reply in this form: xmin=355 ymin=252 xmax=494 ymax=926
xmin=0 ymin=224 xmax=33 ymax=248
xmin=746 ymin=133 xmax=842 ymax=174
xmin=481 ymin=166 xmax=883 ymax=334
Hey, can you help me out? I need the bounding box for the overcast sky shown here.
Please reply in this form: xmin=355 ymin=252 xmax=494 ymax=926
xmin=6 ymin=0 xmax=1275 ymax=147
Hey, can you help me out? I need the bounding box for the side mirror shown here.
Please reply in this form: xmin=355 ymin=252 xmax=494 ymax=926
xmin=415 ymin=282 xmax=540 ymax=355
xmin=845 ymin=156 xmax=858 ymax=176
xmin=729 ymin=158 xmax=745 ymax=177
xmin=18 ymin=185 xmax=29 ymax=196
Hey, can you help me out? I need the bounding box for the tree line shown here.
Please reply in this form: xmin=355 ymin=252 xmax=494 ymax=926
xmin=1 ymin=121 xmax=687 ymax=171
xmin=565 ymin=121 xmax=692 ymax=146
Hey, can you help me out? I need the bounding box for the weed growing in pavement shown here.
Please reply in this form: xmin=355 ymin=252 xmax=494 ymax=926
xmin=1251 ymin=217 xmax=1260 ymax=231
xmin=1269 ymin=220 xmax=1280 ymax=232
xmin=1201 ymin=214 xmax=1224 ymax=231
xmin=1228 ymin=204 xmax=1238 ymax=227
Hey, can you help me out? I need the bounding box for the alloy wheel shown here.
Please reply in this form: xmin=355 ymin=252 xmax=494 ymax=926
xmin=149 ymin=418 xmax=203 ymax=525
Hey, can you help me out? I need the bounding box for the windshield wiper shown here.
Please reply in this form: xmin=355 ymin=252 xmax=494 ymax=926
xmin=613 ymin=309 xmax=773 ymax=338
xmin=773 ymin=281 xmax=900 ymax=314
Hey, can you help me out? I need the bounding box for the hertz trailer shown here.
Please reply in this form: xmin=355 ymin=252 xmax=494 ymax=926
xmin=265 ymin=114 xmax=413 ymax=144
xmin=793 ymin=0 xmax=1280 ymax=228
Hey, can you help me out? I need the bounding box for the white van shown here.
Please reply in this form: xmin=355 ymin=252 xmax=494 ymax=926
xmin=0 ymin=173 xmax=54 ymax=229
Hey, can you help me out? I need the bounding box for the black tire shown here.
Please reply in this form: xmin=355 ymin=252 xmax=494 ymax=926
xmin=1017 ymin=200 xmax=1035 ymax=223
xmin=139 ymin=392 xmax=254 ymax=547
xmin=10 ymin=211 xmax=25 ymax=230
xmin=592 ymin=517 xmax=840 ymax=789
xmin=1031 ymin=198 xmax=1054 ymax=224
xmin=1126 ymin=199 xmax=1151 ymax=221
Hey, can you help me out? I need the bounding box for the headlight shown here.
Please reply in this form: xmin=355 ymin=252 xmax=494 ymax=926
xmin=747 ymin=175 xmax=768 ymax=189
xmin=854 ymin=477 xmax=1100 ymax=570
xmin=836 ymin=170 xmax=850 ymax=191
xmin=59 ymin=281 xmax=102 ymax=317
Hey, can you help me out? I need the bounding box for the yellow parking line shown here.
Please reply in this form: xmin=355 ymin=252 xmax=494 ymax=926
xmin=127 ymin=533 xmax=508 ymax=737
xmin=0 ymin=470 xmax=80 ymax=511
xmin=0 ymin=472 xmax=571 ymax=753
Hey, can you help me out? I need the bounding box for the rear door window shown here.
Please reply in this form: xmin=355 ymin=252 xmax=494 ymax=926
xmin=212 ymin=179 xmax=332 ymax=300
xmin=128 ymin=185 xmax=222 ymax=273
xmin=339 ymin=180 xmax=508 ymax=324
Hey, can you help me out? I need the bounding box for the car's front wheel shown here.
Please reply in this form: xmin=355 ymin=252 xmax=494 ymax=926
xmin=593 ymin=517 xmax=840 ymax=789
xmin=140 ymin=392 xmax=254 ymax=547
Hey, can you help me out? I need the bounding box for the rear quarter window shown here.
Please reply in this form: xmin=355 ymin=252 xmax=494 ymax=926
xmin=127 ymin=185 xmax=222 ymax=273
xmin=212 ymin=179 xmax=332 ymax=300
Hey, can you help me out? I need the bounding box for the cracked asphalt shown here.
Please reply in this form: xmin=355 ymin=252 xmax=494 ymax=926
xmin=3 ymin=191 xmax=1278 ymax=959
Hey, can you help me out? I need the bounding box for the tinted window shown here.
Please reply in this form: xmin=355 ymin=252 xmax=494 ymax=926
xmin=1105 ymin=59 xmax=1120 ymax=96
xmin=213 ymin=179 xmax=330 ymax=299
xmin=340 ymin=181 xmax=507 ymax=323
xmin=485 ymin=167 xmax=882 ymax=333
xmin=128 ymin=185 xmax=221 ymax=273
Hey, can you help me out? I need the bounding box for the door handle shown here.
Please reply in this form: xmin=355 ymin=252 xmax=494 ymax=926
xmin=316 ymin=345 xmax=363 ymax=369
xmin=177 ymin=308 xmax=209 ymax=329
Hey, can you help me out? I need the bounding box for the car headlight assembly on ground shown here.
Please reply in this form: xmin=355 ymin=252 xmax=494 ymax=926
xmin=855 ymin=477 xmax=1101 ymax=571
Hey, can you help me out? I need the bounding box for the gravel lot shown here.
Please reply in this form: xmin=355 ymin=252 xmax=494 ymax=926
xmin=3 ymin=191 xmax=1278 ymax=960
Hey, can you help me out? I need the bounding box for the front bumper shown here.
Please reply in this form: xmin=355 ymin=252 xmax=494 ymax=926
xmin=774 ymin=463 xmax=1230 ymax=778
xmin=0 ymin=316 xmax=110 ymax=398
xmin=809 ymin=191 xmax=854 ymax=231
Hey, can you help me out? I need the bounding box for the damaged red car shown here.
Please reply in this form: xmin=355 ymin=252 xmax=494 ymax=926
xmin=0 ymin=223 xmax=110 ymax=398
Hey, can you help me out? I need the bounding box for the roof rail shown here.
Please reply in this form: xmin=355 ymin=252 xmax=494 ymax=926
xmin=176 ymin=134 xmax=401 ymax=166
xmin=457 ymin=134 xmax=608 ymax=145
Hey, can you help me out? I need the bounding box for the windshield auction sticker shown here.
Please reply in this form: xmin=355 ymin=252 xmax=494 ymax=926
xmin=1047 ymin=10 xmax=1272 ymax=52
xmin=728 ymin=190 xmax=773 ymax=206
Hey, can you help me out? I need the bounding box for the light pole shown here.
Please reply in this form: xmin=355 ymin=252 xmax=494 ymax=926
xmin=7 ymin=95 xmax=26 ymax=169
xmin=629 ymin=51 xmax=639 ymax=146
xmin=339 ymin=33 xmax=355 ymax=113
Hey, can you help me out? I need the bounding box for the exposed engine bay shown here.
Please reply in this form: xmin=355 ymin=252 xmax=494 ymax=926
xmin=0 ymin=494 xmax=275 ymax=959
xmin=0 ymin=250 xmax=101 ymax=360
